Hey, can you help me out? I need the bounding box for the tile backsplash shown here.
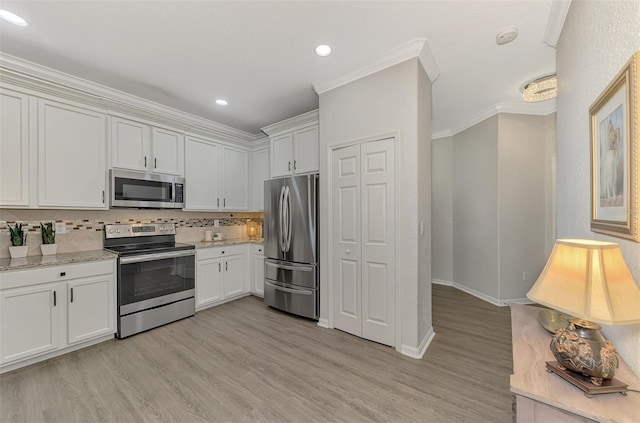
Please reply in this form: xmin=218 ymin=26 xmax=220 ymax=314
xmin=0 ymin=209 xmax=263 ymax=258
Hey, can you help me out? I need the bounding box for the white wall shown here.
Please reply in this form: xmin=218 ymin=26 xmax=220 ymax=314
xmin=498 ymin=113 xmax=552 ymax=301
xmin=434 ymin=113 xmax=555 ymax=303
xmin=319 ymin=58 xmax=432 ymax=351
xmin=452 ymin=115 xmax=500 ymax=299
xmin=556 ymin=0 xmax=640 ymax=376
xmin=431 ymin=136 xmax=453 ymax=282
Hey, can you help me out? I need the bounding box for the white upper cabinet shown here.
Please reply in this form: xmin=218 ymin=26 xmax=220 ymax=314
xmin=111 ymin=117 xmax=150 ymax=172
xmin=151 ymin=127 xmax=183 ymax=175
xmin=184 ymin=137 xmax=220 ymax=210
xmin=111 ymin=117 xmax=183 ymax=176
xmin=251 ymin=147 xmax=269 ymax=211
xmin=184 ymin=136 xmax=248 ymax=211
xmin=38 ymin=99 xmax=107 ymax=209
xmin=262 ymin=110 xmax=319 ymax=179
xmin=293 ymin=125 xmax=319 ymax=174
xmin=221 ymin=146 xmax=249 ymax=210
xmin=271 ymin=133 xmax=294 ymax=178
xmin=0 ymin=88 xmax=30 ymax=207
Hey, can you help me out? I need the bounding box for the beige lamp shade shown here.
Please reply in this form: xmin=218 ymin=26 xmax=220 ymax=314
xmin=527 ymin=239 xmax=640 ymax=325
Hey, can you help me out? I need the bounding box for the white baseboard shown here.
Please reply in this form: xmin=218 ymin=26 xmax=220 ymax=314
xmin=317 ymin=318 xmax=330 ymax=329
xmin=432 ymin=279 xmax=529 ymax=307
xmin=400 ymin=327 xmax=435 ymax=359
xmin=431 ymin=278 xmax=453 ymax=286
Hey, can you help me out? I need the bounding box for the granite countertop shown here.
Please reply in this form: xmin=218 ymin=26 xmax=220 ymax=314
xmin=189 ymin=238 xmax=264 ymax=249
xmin=0 ymin=250 xmax=117 ymax=272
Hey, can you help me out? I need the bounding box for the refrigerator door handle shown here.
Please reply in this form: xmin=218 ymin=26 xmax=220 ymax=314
xmin=265 ymin=280 xmax=313 ymax=295
xmin=265 ymin=260 xmax=314 ymax=272
xmin=279 ymin=186 xmax=286 ymax=252
xmin=285 ymin=185 xmax=292 ymax=252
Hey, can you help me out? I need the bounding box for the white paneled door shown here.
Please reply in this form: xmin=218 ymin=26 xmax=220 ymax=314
xmin=332 ymin=138 xmax=395 ymax=347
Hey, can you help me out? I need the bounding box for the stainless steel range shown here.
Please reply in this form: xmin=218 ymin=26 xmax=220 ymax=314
xmin=103 ymin=223 xmax=195 ymax=338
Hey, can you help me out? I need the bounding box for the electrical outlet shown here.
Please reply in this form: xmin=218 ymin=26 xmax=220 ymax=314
xmin=55 ymin=222 xmax=67 ymax=234
xmin=522 ymin=271 xmax=529 ymax=281
xmin=214 ymin=219 xmax=220 ymax=228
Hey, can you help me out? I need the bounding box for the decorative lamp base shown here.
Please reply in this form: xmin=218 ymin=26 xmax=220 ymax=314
xmin=545 ymin=361 xmax=628 ymax=397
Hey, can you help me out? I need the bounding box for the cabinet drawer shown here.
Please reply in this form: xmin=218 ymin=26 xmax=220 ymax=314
xmin=196 ymin=244 xmax=246 ymax=261
xmin=252 ymin=244 xmax=264 ymax=255
xmin=0 ymin=260 xmax=115 ymax=290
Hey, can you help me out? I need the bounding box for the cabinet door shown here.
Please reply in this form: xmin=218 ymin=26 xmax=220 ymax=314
xmin=293 ymin=125 xmax=319 ymax=174
xmin=0 ymin=283 xmax=60 ymax=364
xmin=251 ymin=148 xmax=269 ymax=211
xmin=67 ymin=275 xmax=115 ymax=345
xmin=270 ymin=133 xmax=293 ymax=178
xmin=38 ymin=99 xmax=107 ymax=209
xmin=253 ymin=253 xmax=264 ymax=297
xmin=196 ymin=258 xmax=223 ymax=307
xmin=221 ymin=146 xmax=249 ymax=210
xmin=185 ymin=138 xmax=220 ymax=210
xmin=223 ymin=254 xmax=247 ymax=298
xmin=0 ymin=88 xmax=30 ymax=207
xmin=151 ymin=127 xmax=183 ymax=175
xmin=111 ymin=117 xmax=150 ymax=171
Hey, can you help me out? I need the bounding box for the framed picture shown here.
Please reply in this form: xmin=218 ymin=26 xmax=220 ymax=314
xmin=590 ymin=51 xmax=639 ymax=242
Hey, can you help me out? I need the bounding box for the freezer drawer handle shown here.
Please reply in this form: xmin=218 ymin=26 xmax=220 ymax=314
xmin=265 ymin=261 xmax=314 ymax=272
xmin=265 ymin=280 xmax=313 ymax=295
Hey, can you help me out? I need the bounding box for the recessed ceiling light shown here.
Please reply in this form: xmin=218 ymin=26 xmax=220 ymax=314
xmin=523 ymin=74 xmax=557 ymax=102
xmin=315 ymin=44 xmax=332 ymax=57
xmin=215 ymin=99 xmax=228 ymax=106
xmin=0 ymin=10 xmax=28 ymax=26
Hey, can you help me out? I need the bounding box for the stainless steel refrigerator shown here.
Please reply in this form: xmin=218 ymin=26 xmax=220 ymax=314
xmin=263 ymin=174 xmax=318 ymax=320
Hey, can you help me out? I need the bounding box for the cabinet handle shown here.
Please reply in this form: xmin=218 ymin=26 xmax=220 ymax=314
xmin=288 ymin=161 xmax=291 ymax=171
xmin=221 ymin=250 xmax=225 ymax=254
xmin=217 ymin=198 xmax=220 ymax=207
xmin=144 ymin=156 xmax=147 ymax=167
xmin=294 ymin=160 xmax=297 ymax=170
xmin=60 ymin=272 xmax=66 ymax=277
xmin=223 ymin=198 xmax=226 ymax=207
xmin=53 ymin=291 xmax=57 ymax=307
xmin=218 ymin=262 xmax=221 ymax=272
xmin=154 ymin=158 xmax=157 ymax=169
xmin=102 ymin=190 xmax=105 ymax=203
xmin=225 ymin=261 xmax=228 ymax=271
xmin=70 ymin=287 xmax=74 ymax=303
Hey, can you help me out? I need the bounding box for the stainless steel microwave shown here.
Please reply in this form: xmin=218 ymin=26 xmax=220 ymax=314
xmin=110 ymin=169 xmax=184 ymax=209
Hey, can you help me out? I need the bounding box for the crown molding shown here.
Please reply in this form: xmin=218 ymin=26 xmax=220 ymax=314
xmin=261 ymin=109 xmax=319 ymax=136
xmin=432 ymin=99 xmax=557 ymax=140
xmin=0 ymin=53 xmax=261 ymax=145
xmin=543 ymin=0 xmax=572 ymax=48
xmin=312 ymin=38 xmax=440 ymax=95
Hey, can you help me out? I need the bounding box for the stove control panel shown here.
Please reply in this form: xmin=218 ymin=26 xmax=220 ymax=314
xmin=104 ymin=223 xmax=176 ymax=238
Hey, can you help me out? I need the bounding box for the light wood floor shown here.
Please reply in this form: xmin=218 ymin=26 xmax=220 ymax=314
xmin=0 ymin=285 xmax=513 ymax=422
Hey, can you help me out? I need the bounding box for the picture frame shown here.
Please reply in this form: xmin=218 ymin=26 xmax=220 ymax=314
xmin=590 ymin=51 xmax=639 ymax=242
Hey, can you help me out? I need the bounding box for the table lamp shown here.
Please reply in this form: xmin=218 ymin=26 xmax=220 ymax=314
xmin=527 ymin=239 xmax=640 ymax=395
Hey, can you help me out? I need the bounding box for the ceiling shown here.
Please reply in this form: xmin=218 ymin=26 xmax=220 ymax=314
xmin=0 ymin=1 xmax=558 ymax=137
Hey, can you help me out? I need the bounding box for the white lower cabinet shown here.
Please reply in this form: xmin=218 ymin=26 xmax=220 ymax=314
xmin=196 ymin=245 xmax=248 ymax=311
xmin=66 ymin=275 xmax=114 ymax=345
xmin=252 ymin=244 xmax=264 ymax=297
xmin=0 ymin=282 xmax=60 ymax=364
xmin=0 ymin=260 xmax=116 ymax=372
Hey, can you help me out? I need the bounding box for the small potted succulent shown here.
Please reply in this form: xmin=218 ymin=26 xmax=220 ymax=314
xmin=8 ymin=223 xmax=28 ymax=258
xmin=40 ymin=222 xmax=57 ymax=256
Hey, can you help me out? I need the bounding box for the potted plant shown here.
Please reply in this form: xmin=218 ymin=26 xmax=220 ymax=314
xmin=8 ymin=223 xmax=28 ymax=258
xmin=40 ymin=222 xmax=57 ymax=255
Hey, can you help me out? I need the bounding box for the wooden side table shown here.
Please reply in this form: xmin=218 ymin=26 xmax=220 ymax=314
xmin=510 ymin=304 xmax=640 ymax=423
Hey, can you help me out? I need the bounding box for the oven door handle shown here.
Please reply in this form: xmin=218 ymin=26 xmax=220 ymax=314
xmin=120 ymin=249 xmax=195 ymax=264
